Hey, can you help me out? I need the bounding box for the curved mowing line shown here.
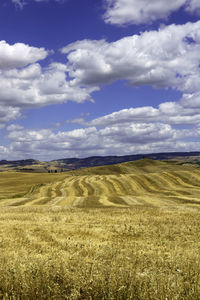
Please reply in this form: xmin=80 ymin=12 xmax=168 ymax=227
xmin=164 ymin=171 xmax=198 ymax=188
xmin=84 ymin=176 xmax=98 ymax=196
xmin=118 ymin=174 xmax=138 ymax=194
xmin=161 ymin=172 xmax=191 ymax=188
xmin=71 ymin=177 xmax=85 ymax=197
xmin=174 ymin=170 xmax=200 ymax=187
xmin=150 ymin=173 xmax=177 ymax=190
xmin=162 ymin=194 xmax=200 ymax=205
xmin=4 ymin=165 xmax=200 ymax=207
xmin=8 ymin=197 xmax=32 ymax=206
xmin=79 ymin=176 xmax=92 ymax=197
xmin=141 ymin=173 xmax=189 ymax=197
xmin=24 ymin=184 xmax=52 ymax=205
xmin=129 ymin=175 xmax=158 ymax=193
xmin=50 ymin=180 xmax=70 ymax=205
xmin=142 ymin=174 xmax=168 ymax=191
xmin=87 ymin=175 xmax=127 ymax=206
xmin=53 ymin=181 xmax=63 ymax=198
xmin=103 ymin=176 xmax=121 ymax=195
xmin=108 ymin=175 xmax=132 ymax=195
xmin=124 ymin=175 xmax=146 ymax=194
xmin=89 ymin=175 xmax=111 ymax=199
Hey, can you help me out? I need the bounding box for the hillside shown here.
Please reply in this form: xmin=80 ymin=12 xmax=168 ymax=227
xmin=53 ymin=151 xmax=200 ymax=170
xmin=1 ymin=151 xmax=200 ymax=172
xmin=1 ymin=158 xmax=200 ymax=207
xmin=0 ymin=158 xmax=200 ymax=299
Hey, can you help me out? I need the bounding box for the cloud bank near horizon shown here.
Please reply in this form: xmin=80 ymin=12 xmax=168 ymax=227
xmin=4 ymin=107 xmax=200 ymax=160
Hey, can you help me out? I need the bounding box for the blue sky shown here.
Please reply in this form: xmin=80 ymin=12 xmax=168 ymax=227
xmin=0 ymin=0 xmax=200 ymax=160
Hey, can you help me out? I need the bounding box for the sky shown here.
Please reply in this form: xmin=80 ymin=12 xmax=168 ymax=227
xmin=0 ymin=0 xmax=200 ymax=160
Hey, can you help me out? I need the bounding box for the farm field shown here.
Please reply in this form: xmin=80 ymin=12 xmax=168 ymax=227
xmin=1 ymin=159 xmax=200 ymax=207
xmin=0 ymin=206 xmax=199 ymax=299
xmin=0 ymin=159 xmax=200 ymax=299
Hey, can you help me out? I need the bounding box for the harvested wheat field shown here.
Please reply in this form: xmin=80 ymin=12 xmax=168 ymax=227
xmin=0 ymin=159 xmax=200 ymax=299
xmin=1 ymin=159 xmax=200 ymax=207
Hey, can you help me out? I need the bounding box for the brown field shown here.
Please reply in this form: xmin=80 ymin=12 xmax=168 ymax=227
xmin=0 ymin=159 xmax=200 ymax=299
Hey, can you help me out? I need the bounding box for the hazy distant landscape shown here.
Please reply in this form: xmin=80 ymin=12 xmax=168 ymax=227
xmin=0 ymin=155 xmax=200 ymax=298
xmin=1 ymin=151 xmax=200 ymax=173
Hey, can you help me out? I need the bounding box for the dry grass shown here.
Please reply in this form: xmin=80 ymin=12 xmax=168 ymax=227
xmin=0 ymin=172 xmax=68 ymax=201
xmin=1 ymin=159 xmax=200 ymax=207
xmin=0 ymin=205 xmax=199 ymax=299
xmin=0 ymin=160 xmax=200 ymax=298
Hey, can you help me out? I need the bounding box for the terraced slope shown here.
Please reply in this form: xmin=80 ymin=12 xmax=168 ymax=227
xmin=1 ymin=159 xmax=200 ymax=207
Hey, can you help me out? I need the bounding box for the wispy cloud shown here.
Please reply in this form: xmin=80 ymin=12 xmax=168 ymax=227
xmin=12 ymin=0 xmax=25 ymax=9
xmin=11 ymin=0 xmax=66 ymax=9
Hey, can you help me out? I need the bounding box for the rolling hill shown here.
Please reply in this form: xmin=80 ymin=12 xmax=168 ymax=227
xmin=1 ymin=158 xmax=200 ymax=207
xmin=0 ymin=158 xmax=200 ymax=299
xmin=1 ymin=151 xmax=200 ymax=173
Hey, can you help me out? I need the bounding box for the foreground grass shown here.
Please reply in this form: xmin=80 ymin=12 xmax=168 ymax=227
xmin=0 ymin=205 xmax=199 ymax=299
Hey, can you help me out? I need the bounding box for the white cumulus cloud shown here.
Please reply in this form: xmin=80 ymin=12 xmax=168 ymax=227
xmin=103 ymin=0 xmax=200 ymax=25
xmin=1 ymin=20 xmax=200 ymax=130
xmin=91 ymin=100 xmax=200 ymax=127
xmin=61 ymin=21 xmax=200 ymax=95
xmin=0 ymin=41 xmax=97 ymax=127
xmin=0 ymin=106 xmax=21 ymax=126
xmin=7 ymin=124 xmax=24 ymax=131
xmin=0 ymin=41 xmax=48 ymax=70
xmin=5 ymin=110 xmax=200 ymax=160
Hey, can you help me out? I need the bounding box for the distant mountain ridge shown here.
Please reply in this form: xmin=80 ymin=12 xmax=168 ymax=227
xmin=0 ymin=159 xmax=38 ymax=166
xmin=1 ymin=151 xmax=200 ymax=172
xmin=54 ymin=151 xmax=200 ymax=169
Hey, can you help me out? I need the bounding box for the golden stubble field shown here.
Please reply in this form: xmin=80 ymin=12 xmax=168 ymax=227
xmin=1 ymin=159 xmax=200 ymax=207
xmin=0 ymin=206 xmax=199 ymax=299
xmin=0 ymin=159 xmax=200 ymax=299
